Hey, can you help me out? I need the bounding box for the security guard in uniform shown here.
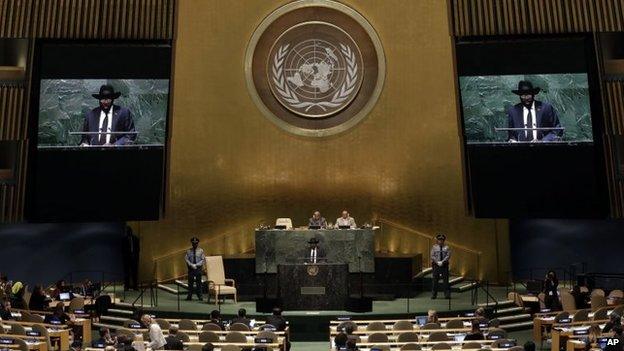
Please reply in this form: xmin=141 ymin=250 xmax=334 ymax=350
xmin=430 ymin=234 xmax=451 ymax=299
xmin=184 ymin=237 xmax=205 ymax=301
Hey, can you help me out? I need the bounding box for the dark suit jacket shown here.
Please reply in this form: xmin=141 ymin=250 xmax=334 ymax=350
xmin=164 ymin=335 xmax=184 ymax=350
xmin=80 ymin=105 xmax=136 ymax=145
xmin=506 ymin=101 xmax=562 ymax=142
xmin=304 ymin=247 xmax=326 ymax=262
xmin=265 ymin=315 xmax=287 ymax=331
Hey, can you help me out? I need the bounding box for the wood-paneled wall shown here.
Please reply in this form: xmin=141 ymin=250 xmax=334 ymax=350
xmin=0 ymin=0 xmax=175 ymax=222
xmin=0 ymin=0 xmax=175 ymax=39
xmin=451 ymin=0 xmax=624 ymax=36
xmin=604 ymin=81 xmax=624 ymax=217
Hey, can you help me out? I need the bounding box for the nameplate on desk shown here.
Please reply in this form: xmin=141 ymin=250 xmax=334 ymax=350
xmin=573 ymin=329 xmax=589 ymax=335
xmin=301 ymin=287 xmax=325 ymax=295
xmin=128 ymin=323 xmax=142 ymax=329
xmin=0 ymin=339 xmax=13 ymax=345
xmin=26 ymin=331 xmax=40 ymax=337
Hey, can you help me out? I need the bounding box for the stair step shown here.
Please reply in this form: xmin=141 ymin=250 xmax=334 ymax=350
xmin=107 ymin=308 xmax=135 ymax=316
xmin=449 ymin=276 xmax=465 ymax=285
xmin=498 ymin=313 xmax=532 ymax=322
xmin=456 ymin=282 xmax=478 ymax=291
xmin=478 ymin=300 xmax=515 ymax=308
xmin=494 ymin=306 xmax=524 ymax=315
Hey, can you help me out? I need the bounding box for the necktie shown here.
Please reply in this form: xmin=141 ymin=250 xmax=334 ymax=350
xmin=312 ymin=249 xmax=316 ymax=263
xmin=526 ymin=109 xmax=534 ymax=141
xmin=192 ymin=249 xmax=196 ymax=264
xmin=100 ymin=112 xmax=109 ymax=145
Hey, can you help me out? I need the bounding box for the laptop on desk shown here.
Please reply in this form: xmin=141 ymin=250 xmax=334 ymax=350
xmin=59 ymin=292 xmax=71 ymax=301
xmin=308 ymin=225 xmax=321 ymax=230
xmin=338 ymin=225 xmax=351 ymax=229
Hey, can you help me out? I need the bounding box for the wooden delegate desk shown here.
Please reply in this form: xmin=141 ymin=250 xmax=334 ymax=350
xmin=0 ymin=334 xmax=48 ymax=351
xmin=278 ymin=263 xmax=348 ymax=310
xmin=255 ymin=228 xmax=375 ymax=273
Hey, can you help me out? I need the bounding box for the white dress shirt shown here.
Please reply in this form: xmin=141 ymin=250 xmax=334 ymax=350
xmin=335 ymin=216 xmax=356 ymax=228
xmin=147 ymin=322 xmax=166 ymax=350
xmin=310 ymin=248 xmax=317 ymax=263
xmin=98 ymin=109 xmax=113 ymax=144
xmin=522 ymin=102 xmax=537 ymax=141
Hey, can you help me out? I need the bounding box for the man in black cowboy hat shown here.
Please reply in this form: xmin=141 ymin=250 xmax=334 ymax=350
xmin=184 ymin=237 xmax=205 ymax=301
xmin=305 ymin=237 xmax=326 ymax=264
xmin=80 ymin=84 xmax=136 ymax=146
xmin=506 ymin=80 xmax=562 ymax=142
xmin=430 ymin=234 xmax=451 ymax=299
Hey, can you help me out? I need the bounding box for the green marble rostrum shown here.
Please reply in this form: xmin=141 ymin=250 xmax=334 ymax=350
xmin=459 ymin=74 xmax=593 ymax=143
xmin=38 ymin=79 xmax=169 ymax=146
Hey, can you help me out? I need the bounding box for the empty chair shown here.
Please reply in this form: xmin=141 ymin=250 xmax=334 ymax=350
xmin=20 ymin=311 xmax=43 ymax=323
xmin=366 ymin=321 xmax=387 ymax=331
xmin=591 ymin=289 xmax=605 ymax=297
xmin=257 ymin=330 xmax=278 ymax=342
xmin=431 ymin=343 xmax=452 ymax=350
xmin=202 ymin=322 xmax=222 ymax=331
xmin=68 ymin=297 xmax=84 ymax=313
xmin=573 ymin=309 xmax=590 ymax=322
xmin=591 ymin=295 xmax=607 ymax=312
xmin=274 ymin=218 xmax=293 ymax=229
xmin=397 ymin=332 xmax=420 ymax=342
xmin=205 ymin=255 xmax=237 ymax=304
xmin=593 ymin=307 xmax=609 ymax=321
xmin=198 ymin=331 xmax=219 ymax=343
xmin=488 ymin=318 xmax=500 ymax=328
xmin=393 ymin=320 xmax=414 ymax=331
xmin=115 ymin=328 xmax=136 ymax=339
xmin=554 ymin=311 xmax=570 ymax=323
xmin=371 ymin=346 xmax=390 ymax=351
xmin=178 ymin=319 xmax=198 ymax=331
xmin=400 ymin=343 xmax=422 ymax=351
xmin=9 ymin=324 xmax=26 ymax=335
xmin=221 ymin=346 xmax=241 ymax=351
xmin=176 ymin=331 xmax=190 ymax=342
xmin=428 ymin=331 xmax=450 ymax=342
xmin=487 ymin=328 xmax=508 ymax=339
xmin=31 ymin=324 xmax=51 ymax=351
xmin=367 ymin=332 xmax=389 ymax=343
xmin=12 ymin=338 xmax=28 ymax=351
xmin=508 ymin=346 xmax=524 ymax=351
xmin=445 ymin=319 xmax=464 ymax=329
xmin=560 ymin=291 xmax=577 ymax=311
xmin=155 ymin=318 xmax=170 ymax=330
xmin=337 ymin=321 xmax=358 ymax=333
xmin=259 ymin=324 xmax=277 ymax=331
xmin=608 ymin=289 xmax=624 ymax=298
xmin=421 ymin=322 xmax=441 ymax=330
xmin=229 ymin=322 xmax=250 ymax=331
xmin=462 ymin=342 xmax=482 ymax=349
xmin=224 ymin=331 xmax=247 ymax=343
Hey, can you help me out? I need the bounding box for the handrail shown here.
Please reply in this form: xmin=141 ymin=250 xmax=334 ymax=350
xmin=376 ymin=218 xmax=481 ymax=280
xmin=376 ymin=218 xmax=482 ymax=254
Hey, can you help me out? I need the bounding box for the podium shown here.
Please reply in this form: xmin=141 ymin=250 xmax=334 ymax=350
xmin=278 ymin=263 xmax=348 ymax=310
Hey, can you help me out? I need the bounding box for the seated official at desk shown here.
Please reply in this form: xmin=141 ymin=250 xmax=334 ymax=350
xmin=305 ymin=237 xmax=326 ymax=263
xmin=464 ymin=320 xmax=485 ymax=340
xmin=335 ymin=210 xmax=356 ymax=229
xmin=309 ymin=211 xmax=327 ymax=228
xmin=231 ymin=308 xmax=251 ymax=327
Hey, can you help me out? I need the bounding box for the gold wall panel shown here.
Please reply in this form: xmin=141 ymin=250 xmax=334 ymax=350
xmin=603 ymin=81 xmax=624 ymax=217
xmin=451 ymin=0 xmax=624 ymax=36
xmin=140 ymin=0 xmax=510 ymax=283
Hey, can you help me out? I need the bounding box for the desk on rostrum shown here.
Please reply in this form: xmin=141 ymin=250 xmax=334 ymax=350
xmin=278 ymin=263 xmax=349 ymax=310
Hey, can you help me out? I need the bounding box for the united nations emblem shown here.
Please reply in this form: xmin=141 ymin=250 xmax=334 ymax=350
xmin=245 ymin=0 xmax=385 ymax=137
xmin=269 ymin=23 xmax=364 ymax=118
xmin=307 ymin=264 xmax=320 ymax=276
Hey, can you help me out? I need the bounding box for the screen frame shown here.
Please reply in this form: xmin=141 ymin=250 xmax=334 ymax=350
xmin=26 ymin=39 xmax=174 ymax=221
